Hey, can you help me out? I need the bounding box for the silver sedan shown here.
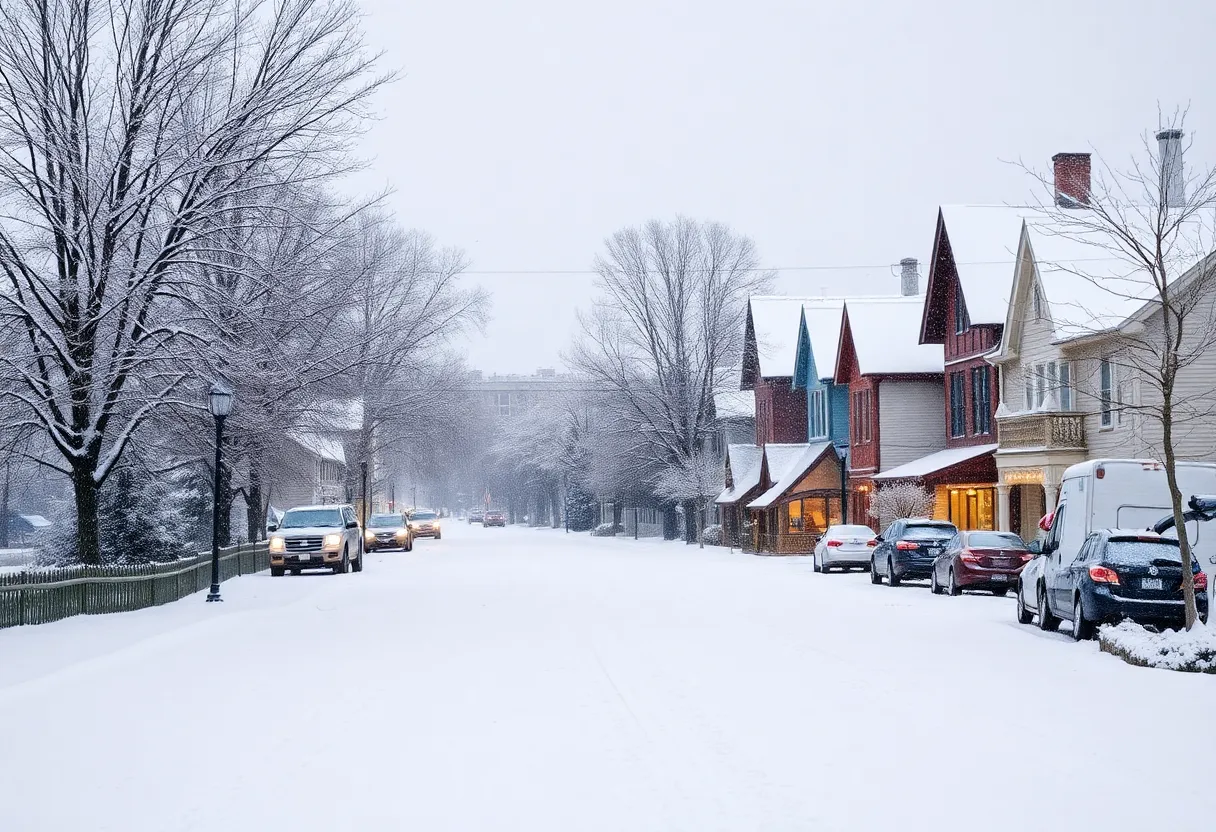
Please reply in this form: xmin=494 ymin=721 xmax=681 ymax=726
xmin=813 ymin=524 xmax=878 ymax=573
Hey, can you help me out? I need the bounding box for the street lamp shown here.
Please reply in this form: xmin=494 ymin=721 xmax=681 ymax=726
xmin=206 ymin=383 xmax=233 ymax=603
xmin=836 ymin=445 xmax=849 ymax=525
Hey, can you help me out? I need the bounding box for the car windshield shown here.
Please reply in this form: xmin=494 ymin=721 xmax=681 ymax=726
xmin=829 ymin=525 xmax=875 ymax=538
xmin=368 ymin=514 xmax=401 ymax=528
xmin=280 ymin=509 xmax=343 ymax=529
xmin=412 ymin=512 xmax=437 ymax=521
xmin=1103 ymin=540 xmax=1182 ymax=566
xmin=966 ymin=532 xmax=1026 ymax=549
xmin=904 ymin=524 xmax=955 ymax=540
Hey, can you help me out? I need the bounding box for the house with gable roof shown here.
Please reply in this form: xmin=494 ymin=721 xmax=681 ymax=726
xmin=744 ymin=441 xmax=843 ymax=553
xmin=835 ymin=287 xmax=946 ymax=530
xmin=870 ymin=206 xmax=1028 ymax=531
xmin=741 ymin=296 xmax=812 ymax=445
xmin=989 ymin=141 xmax=1216 ymax=540
xmin=791 ymin=300 xmax=849 ymax=450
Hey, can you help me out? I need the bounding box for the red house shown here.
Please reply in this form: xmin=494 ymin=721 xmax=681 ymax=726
xmin=741 ymin=297 xmax=811 ymax=445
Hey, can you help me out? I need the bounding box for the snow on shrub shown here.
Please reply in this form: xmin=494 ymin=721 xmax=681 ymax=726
xmin=702 ymin=524 xmax=724 ymax=546
xmin=1098 ymin=619 xmax=1216 ymax=674
xmin=591 ymin=522 xmax=622 ymax=537
xmin=868 ymin=482 xmax=935 ymax=532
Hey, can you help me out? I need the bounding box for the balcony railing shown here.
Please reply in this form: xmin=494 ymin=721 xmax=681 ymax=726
xmin=997 ymin=411 xmax=1086 ymax=451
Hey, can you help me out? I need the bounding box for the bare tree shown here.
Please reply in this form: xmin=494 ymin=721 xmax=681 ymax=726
xmin=1023 ymin=113 xmax=1216 ymax=629
xmin=0 ymin=0 xmax=387 ymax=562
xmin=570 ymin=217 xmax=772 ymax=541
xmin=868 ymin=483 xmax=935 ymax=533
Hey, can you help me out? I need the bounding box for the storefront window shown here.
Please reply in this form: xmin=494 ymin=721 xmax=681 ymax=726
xmin=805 ymin=498 xmax=827 ymax=532
xmin=948 ymin=487 xmax=995 ymax=530
xmin=788 ymin=499 xmax=803 ymax=532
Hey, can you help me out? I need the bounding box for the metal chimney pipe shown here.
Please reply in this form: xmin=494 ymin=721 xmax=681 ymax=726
xmin=1156 ymin=129 xmax=1184 ymax=209
xmin=900 ymin=258 xmax=918 ymax=297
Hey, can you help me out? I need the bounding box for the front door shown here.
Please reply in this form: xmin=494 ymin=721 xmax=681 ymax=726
xmin=1045 ymin=503 xmax=1071 ymax=614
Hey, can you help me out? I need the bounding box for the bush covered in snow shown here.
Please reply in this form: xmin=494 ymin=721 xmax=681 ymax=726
xmin=566 ymin=485 xmax=599 ymax=532
xmin=591 ymin=522 xmax=622 ymax=537
xmin=701 ymin=524 xmax=724 ymax=546
xmin=1098 ymin=620 xmax=1216 ymax=674
xmin=868 ymin=482 xmax=936 ymax=531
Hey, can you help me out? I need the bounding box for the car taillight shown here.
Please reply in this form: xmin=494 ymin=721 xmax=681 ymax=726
xmin=866 ymin=539 xmax=878 ymax=547
xmin=1088 ymin=565 xmax=1120 ymax=585
xmin=895 ymin=541 xmax=918 ymax=550
xmin=1019 ymin=553 xmax=1033 ymax=562
xmin=961 ymin=550 xmax=982 ymax=563
xmin=1195 ymin=572 xmax=1208 ymax=591
xmin=826 ymin=539 xmax=843 ymax=547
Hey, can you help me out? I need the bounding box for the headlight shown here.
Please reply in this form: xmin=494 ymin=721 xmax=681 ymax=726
xmin=364 ymin=531 xmax=375 ymax=541
xmin=269 ymin=536 xmax=285 ymax=553
xmin=396 ymin=527 xmax=408 ymax=537
xmin=433 ymin=523 xmax=441 ymax=532
xmin=323 ymin=533 xmax=342 ymax=549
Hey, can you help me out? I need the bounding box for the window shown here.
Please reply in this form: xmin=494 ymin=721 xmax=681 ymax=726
xmin=810 ymin=388 xmax=828 ymax=438
xmin=851 ymin=389 xmax=873 ymax=443
xmin=1032 ymin=283 xmax=1044 ymax=321
xmin=1100 ymin=358 xmax=1114 ymax=428
xmin=788 ymin=499 xmax=803 ymax=532
xmin=496 ymin=391 xmax=512 ymax=416
xmin=949 ymin=372 xmax=966 ymax=437
xmin=1058 ymin=361 xmax=1073 ymax=411
xmin=954 ymin=286 xmax=969 ymax=334
xmin=971 ymin=365 xmax=992 ymax=435
xmin=1024 ymin=374 xmax=1034 ymax=412
xmin=1024 ymin=361 xmax=1072 ymax=412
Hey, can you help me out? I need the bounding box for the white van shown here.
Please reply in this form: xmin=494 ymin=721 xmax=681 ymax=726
xmin=1043 ymin=459 xmax=1216 ymax=565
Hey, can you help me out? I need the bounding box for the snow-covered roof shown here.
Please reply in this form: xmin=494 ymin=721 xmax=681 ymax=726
xmin=1023 ymin=220 xmax=1182 ymax=343
xmin=938 ymin=205 xmax=1035 ymax=325
xmin=714 ymin=390 xmax=755 ymax=421
xmin=872 ymin=443 xmax=998 ymax=481
xmin=286 ymin=430 xmax=346 ymax=465
xmin=715 ymin=444 xmax=764 ymax=505
xmin=802 ymin=301 xmax=846 ymax=381
xmin=750 ymin=296 xmax=839 ymax=379
xmin=844 ymin=297 xmax=944 ymax=375
xmin=16 ymin=514 xmax=52 ymax=529
xmin=747 ymin=442 xmax=834 ymax=510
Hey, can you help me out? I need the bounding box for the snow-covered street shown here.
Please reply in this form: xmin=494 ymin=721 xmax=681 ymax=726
xmin=1 ymin=523 xmax=1210 ymax=832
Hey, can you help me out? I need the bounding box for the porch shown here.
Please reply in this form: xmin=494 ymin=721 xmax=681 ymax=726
xmin=994 ymin=411 xmax=1087 ymax=540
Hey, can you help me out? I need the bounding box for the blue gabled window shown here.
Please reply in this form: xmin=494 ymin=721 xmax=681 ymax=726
xmin=810 ymin=387 xmax=828 ymax=438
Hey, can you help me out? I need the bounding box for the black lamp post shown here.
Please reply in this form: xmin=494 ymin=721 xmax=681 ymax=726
xmin=206 ymin=383 xmax=233 ymax=603
xmin=836 ymin=445 xmax=849 ymax=525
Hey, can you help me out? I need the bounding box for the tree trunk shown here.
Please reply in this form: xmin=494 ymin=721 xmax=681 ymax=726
xmin=71 ymin=465 xmax=102 ymax=565
xmin=682 ymin=498 xmax=697 ymax=544
xmin=1161 ymin=388 xmax=1198 ymax=630
xmin=550 ymin=485 xmax=561 ymax=529
xmin=663 ymin=505 xmax=678 ymax=540
xmin=0 ymin=462 xmax=9 ymax=549
xmin=246 ymin=461 xmax=264 ymax=542
xmin=697 ymin=500 xmax=705 ymax=549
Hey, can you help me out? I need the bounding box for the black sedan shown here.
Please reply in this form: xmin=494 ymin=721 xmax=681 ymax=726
xmin=870 ymin=519 xmax=958 ymax=586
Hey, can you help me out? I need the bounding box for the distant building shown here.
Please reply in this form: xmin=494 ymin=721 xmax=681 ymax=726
xmin=470 ymin=368 xmax=582 ymax=418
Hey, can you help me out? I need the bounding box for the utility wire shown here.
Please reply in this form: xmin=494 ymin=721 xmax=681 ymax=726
xmin=460 ymin=257 xmax=1122 ymax=276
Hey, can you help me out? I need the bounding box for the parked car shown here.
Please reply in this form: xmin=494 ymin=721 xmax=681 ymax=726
xmin=468 ymin=510 xmax=484 ymax=524
xmin=408 ymin=510 xmax=442 ymax=539
xmin=1021 ymin=529 xmax=1208 ymax=639
xmin=364 ymin=512 xmax=413 ymax=552
xmin=268 ymin=504 xmax=364 ymax=576
xmin=484 ymin=509 xmax=506 ymax=527
xmin=870 ymin=519 xmax=958 ymax=586
xmin=813 ymin=524 xmax=877 ymax=572
xmin=930 ymin=530 xmax=1031 ymax=597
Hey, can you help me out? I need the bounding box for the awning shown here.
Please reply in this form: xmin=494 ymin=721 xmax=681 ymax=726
xmin=872 ymin=443 xmax=998 ymax=481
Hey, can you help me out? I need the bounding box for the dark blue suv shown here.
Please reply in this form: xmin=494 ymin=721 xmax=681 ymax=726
xmin=1039 ymin=530 xmax=1209 ymax=640
xmin=871 ymin=519 xmax=958 ymax=587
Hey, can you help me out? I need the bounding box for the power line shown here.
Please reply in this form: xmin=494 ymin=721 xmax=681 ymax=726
xmin=460 ymin=257 xmax=1122 ymax=277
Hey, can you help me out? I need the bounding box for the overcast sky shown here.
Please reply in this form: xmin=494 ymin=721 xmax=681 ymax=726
xmin=349 ymin=0 xmax=1216 ymax=375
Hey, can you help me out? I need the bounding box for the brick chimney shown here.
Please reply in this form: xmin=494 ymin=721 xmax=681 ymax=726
xmin=1052 ymin=152 xmax=1091 ymax=207
xmin=900 ymin=258 xmax=918 ymax=296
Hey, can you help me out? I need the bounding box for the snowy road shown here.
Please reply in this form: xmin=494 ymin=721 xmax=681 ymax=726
xmin=1 ymin=524 xmax=1211 ymax=831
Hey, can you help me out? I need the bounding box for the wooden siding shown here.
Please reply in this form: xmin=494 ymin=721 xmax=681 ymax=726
xmin=877 ymin=380 xmax=948 ymax=471
xmin=847 ymin=377 xmax=879 ymax=474
xmin=753 ymin=376 xmax=808 ymax=445
xmin=944 ymin=356 xmax=999 ymax=447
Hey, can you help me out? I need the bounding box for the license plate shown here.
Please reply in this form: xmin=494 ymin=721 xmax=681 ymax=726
xmin=928 ymin=547 xmax=941 ymax=556
xmin=1142 ymin=577 xmax=1163 ymax=590
xmin=991 ymin=573 xmax=1008 ymax=581
xmin=297 ymin=552 xmax=311 ymax=561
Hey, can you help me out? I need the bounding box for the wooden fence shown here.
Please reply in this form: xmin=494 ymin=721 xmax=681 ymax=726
xmin=0 ymin=542 xmax=270 ymax=630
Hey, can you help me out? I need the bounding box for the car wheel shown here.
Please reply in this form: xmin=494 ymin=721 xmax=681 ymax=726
xmin=813 ymin=553 xmax=822 ymax=573
xmin=870 ymin=558 xmax=882 ymax=585
xmin=290 ymin=568 xmax=301 ymax=576
xmin=435 ymin=532 xmax=442 ymax=540
xmin=270 ymin=566 xmax=285 ymax=577
xmin=352 ymin=544 xmax=364 ymax=573
xmin=992 ymin=586 xmax=1008 ymax=597
xmin=887 ymin=559 xmax=900 ymax=587
xmin=930 ymin=568 xmax=942 ymax=595
xmin=333 ymin=548 xmax=348 ymax=575
xmin=1037 ymin=586 xmax=1059 ymax=632
xmin=1071 ymin=596 xmax=1094 ymax=641
xmin=1016 ymin=584 xmax=1035 ymax=624
xmin=948 ymin=569 xmax=961 ymax=596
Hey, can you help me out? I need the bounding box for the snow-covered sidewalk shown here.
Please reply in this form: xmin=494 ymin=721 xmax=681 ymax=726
xmin=0 ymin=524 xmax=1210 ymax=831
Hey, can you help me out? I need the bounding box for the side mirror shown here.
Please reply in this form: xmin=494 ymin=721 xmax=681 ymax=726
xmin=267 ymin=524 xmax=278 ymax=533
xmin=346 ymin=520 xmax=359 ymax=529
xmin=1027 ymin=540 xmax=1042 ymax=555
